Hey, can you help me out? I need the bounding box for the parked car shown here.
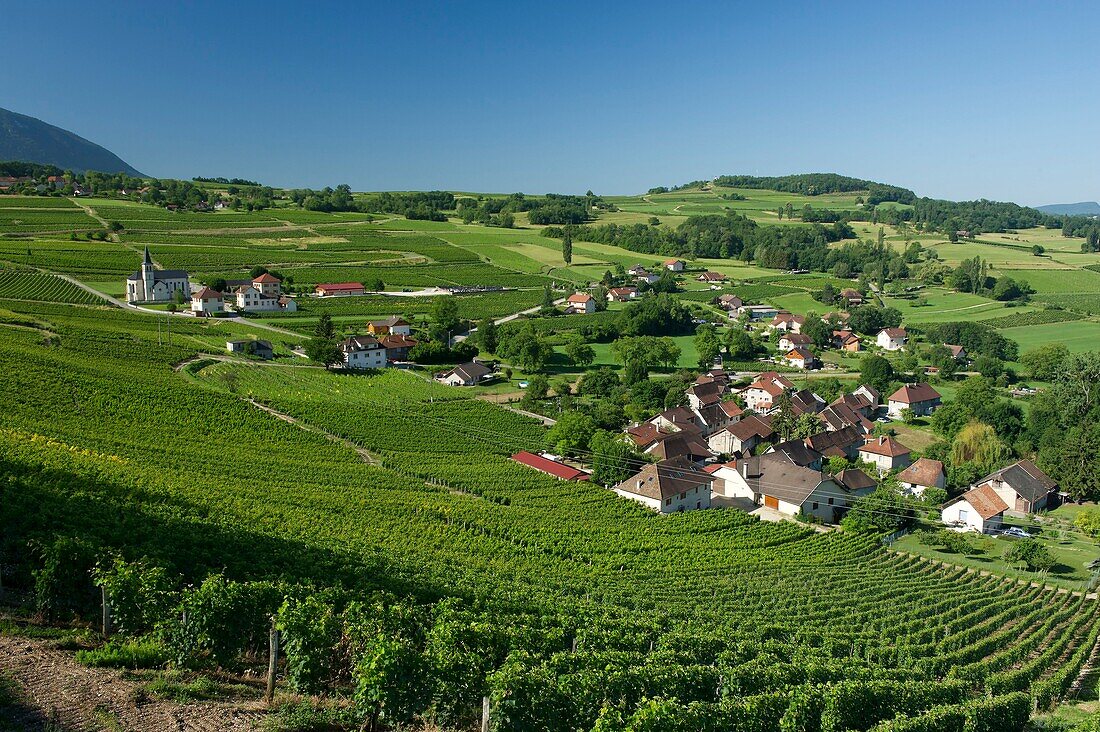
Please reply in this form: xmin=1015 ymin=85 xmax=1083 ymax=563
xmin=1001 ymin=527 xmax=1033 ymax=539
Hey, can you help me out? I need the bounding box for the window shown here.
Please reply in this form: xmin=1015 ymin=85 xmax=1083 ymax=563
xmin=828 ymin=498 xmax=834 ymax=506
xmin=958 ymin=509 xmax=969 ymax=522
xmin=696 ymin=501 xmax=701 ymax=509
xmin=665 ymin=498 xmax=671 ymax=506
xmin=680 ymin=492 xmax=686 ymax=499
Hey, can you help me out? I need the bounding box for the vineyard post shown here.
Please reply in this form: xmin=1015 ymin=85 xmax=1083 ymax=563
xmin=266 ymin=618 xmax=279 ymax=706
xmin=481 ymin=695 xmax=490 ymax=732
xmin=101 ymin=586 xmax=111 ymax=639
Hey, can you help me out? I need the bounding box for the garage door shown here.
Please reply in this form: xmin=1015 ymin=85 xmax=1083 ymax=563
xmin=764 ymin=495 xmax=778 ymax=509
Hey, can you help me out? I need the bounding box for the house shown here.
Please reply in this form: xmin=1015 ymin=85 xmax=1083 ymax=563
xmin=717 ymin=294 xmax=743 ymax=311
xmin=664 ymin=259 xmax=686 ymax=272
xmin=858 ymin=435 xmax=912 ymax=473
xmin=439 ymin=361 xmax=494 ymax=387
xmin=887 ymin=383 xmax=942 ymax=418
xmin=627 ymin=266 xmax=659 ymax=284
xmin=125 ymin=247 xmax=190 ymax=303
xmin=835 ymin=468 xmax=878 ymax=497
xmin=380 ymin=334 xmax=418 ymax=361
xmin=771 ymin=313 xmax=806 ymax=333
xmin=789 ymin=388 xmax=826 ymax=417
xmin=784 ymin=346 xmax=818 ymax=370
xmin=607 ymin=287 xmax=638 ymax=302
xmin=252 ymin=272 xmax=283 ymax=298
xmin=696 ymin=271 xmax=727 ymax=283
xmin=315 ymin=282 xmax=366 ymax=297
xmin=686 ymin=381 xmax=724 ymax=411
xmin=707 ymin=414 xmax=774 ymax=456
xmin=777 ymin=333 xmax=812 ymax=352
xmin=612 ymin=457 xmax=714 ymax=513
xmin=840 ymin=288 xmax=863 ymax=306
xmin=805 ymin=425 xmax=864 ymax=460
xmin=736 ymin=304 xmax=780 ymax=321
xmin=739 ymin=372 xmax=795 ymax=412
xmin=644 ymin=430 xmax=714 ymax=463
xmin=974 ymin=459 xmax=1058 ymax=514
xmin=834 ymin=330 xmax=861 ymax=352
xmin=339 ymin=335 xmax=387 ymax=369
xmin=647 ymin=406 xmax=705 ymax=434
xmin=722 ymin=453 xmax=848 ymax=522
xmin=278 ymin=296 xmax=298 ymax=313
xmin=190 ymin=287 xmax=223 ymax=315
xmin=367 ymin=317 xmax=412 ymax=337
xmin=511 ymin=452 xmax=590 ymax=481
xmin=877 ymin=327 xmax=908 ymax=351
xmin=566 ymin=293 xmax=596 ymax=314
xmin=897 ymin=458 xmax=947 ymax=496
xmin=227 ymin=339 xmax=274 ymax=360
xmin=766 ymin=439 xmax=823 ymax=470
xmin=945 ymin=344 xmax=968 ymax=362
xmin=941 ymin=484 xmax=1007 ymax=534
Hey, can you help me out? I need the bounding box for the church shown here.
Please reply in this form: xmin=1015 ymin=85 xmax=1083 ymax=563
xmin=125 ymin=247 xmax=191 ymax=303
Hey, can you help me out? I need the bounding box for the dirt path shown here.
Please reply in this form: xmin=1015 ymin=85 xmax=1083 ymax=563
xmin=0 ymin=635 xmax=265 ymax=731
xmin=246 ymin=398 xmax=379 ymax=465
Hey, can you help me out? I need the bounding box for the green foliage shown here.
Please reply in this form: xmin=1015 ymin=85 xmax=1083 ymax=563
xmin=545 ymin=412 xmax=597 ymax=457
xmin=93 ymin=558 xmax=175 ymax=636
xmin=860 ymin=354 xmax=894 ymax=394
xmin=841 ymin=487 xmax=915 ymax=534
xmin=75 ymin=638 xmax=168 ymax=669
xmin=33 ymin=535 xmax=99 ymax=621
xmin=277 ymin=593 xmax=343 ymax=695
xmin=1073 ymin=508 xmax=1100 ymax=538
xmin=1003 ymin=538 xmax=1054 ymax=572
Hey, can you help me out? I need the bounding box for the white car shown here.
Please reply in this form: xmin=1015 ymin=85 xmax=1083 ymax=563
xmin=1001 ymin=527 xmax=1033 ymax=539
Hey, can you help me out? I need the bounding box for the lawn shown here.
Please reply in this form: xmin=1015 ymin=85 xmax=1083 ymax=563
xmin=999 ymin=320 xmax=1100 ymax=353
xmin=892 ymin=521 xmax=1100 ymax=591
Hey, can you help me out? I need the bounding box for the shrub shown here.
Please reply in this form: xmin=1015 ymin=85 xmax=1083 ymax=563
xmin=75 ymin=638 xmax=168 ymax=669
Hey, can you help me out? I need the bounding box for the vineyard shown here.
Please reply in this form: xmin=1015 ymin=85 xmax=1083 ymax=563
xmin=0 ymin=271 xmax=105 ymax=304
xmin=1 ymin=300 xmax=1097 ymax=730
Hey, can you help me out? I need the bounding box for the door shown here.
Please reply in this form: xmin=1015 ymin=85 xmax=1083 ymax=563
xmin=764 ymin=495 xmax=779 ymax=510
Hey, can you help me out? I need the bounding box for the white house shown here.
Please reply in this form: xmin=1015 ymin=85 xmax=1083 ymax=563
xmin=722 ymin=453 xmax=849 ymax=522
xmin=778 ymin=333 xmax=812 ymax=352
xmin=974 ymin=459 xmax=1058 ymax=514
xmin=339 ymin=335 xmax=387 ymax=369
xmin=607 ymin=287 xmax=638 ymax=302
xmin=191 ymin=287 xmax=223 ymax=315
xmin=125 ymin=247 xmax=190 ymax=303
xmin=612 ymin=457 xmax=713 ymax=513
xmin=887 ymin=383 xmax=942 ymax=418
xmin=876 ymin=327 xmax=908 ymax=351
xmin=664 ymin=259 xmax=686 ymax=272
xmin=858 ymin=435 xmax=912 ymax=474
xmin=897 ymin=458 xmax=947 ymax=496
xmin=367 ymin=317 xmax=412 ymax=337
xmin=941 ymin=484 xmax=1007 ymax=534
xmin=439 ymin=361 xmax=494 ymax=387
xmin=771 ymin=313 xmax=806 ymax=334
xmin=783 ymin=346 xmax=817 ymax=370
xmin=739 ymin=372 xmax=795 ymax=412
xmin=566 ymin=293 xmax=596 ymax=314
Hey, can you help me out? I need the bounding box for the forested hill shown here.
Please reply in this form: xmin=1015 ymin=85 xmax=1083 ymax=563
xmin=0 ymin=106 xmax=144 ymax=176
xmin=1036 ymin=201 xmax=1100 ymax=216
xmin=712 ymin=173 xmax=917 ymax=205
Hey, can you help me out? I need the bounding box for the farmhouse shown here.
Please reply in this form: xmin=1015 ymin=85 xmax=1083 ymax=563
xmin=783 ymin=346 xmax=818 ymax=370
xmin=941 ymin=484 xmax=1007 ymax=534
xmin=252 ymin=272 xmax=282 ymax=297
xmin=339 ymin=335 xmax=387 ymax=369
xmin=771 ymin=313 xmax=806 ymax=333
xmin=380 ymin=334 xmax=418 ymax=361
xmin=707 ymin=414 xmax=774 ymax=456
xmin=232 ymin=284 xmax=296 ymax=313
xmin=628 ymin=266 xmax=659 ymax=284
xmin=858 ymin=435 xmax=912 ymax=474
xmin=945 ymin=344 xmax=968 ymax=361
xmin=974 ymin=459 xmax=1058 ymax=514
xmin=766 ymin=439 xmax=823 ymax=470
xmin=789 ymin=388 xmax=826 ymax=417
xmin=368 ymin=317 xmax=412 ymax=336
xmin=566 ymin=292 xmax=596 ymax=314
xmin=722 ymin=453 xmax=847 ymax=522
xmin=664 ymin=259 xmax=686 ymax=272
xmin=840 ymin=288 xmax=863 ymax=306
xmin=612 ymin=457 xmax=714 ymax=513
xmin=125 ymin=247 xmax=190 ymax=303
xmin=876 ymin=328 xmax=908 ymax=351
xmin=835 ymin=468 xmax=877 ymax=496
xmin=778 ymin=333 xmax=812 ymax=352
xmin=607 ymin=287 xmax=638 ymax=302
xmin=315 ymin=282 xmax=366 ymax=297
xmin=887 ymin=383 xmax=942 ymax=418
xmin=739 ymin=372 xmax=795 ymax=412
xmin=696 ymin=271 xmax=727 ymax=283
xmin=834 ymin=330 xmax=861 ymax=352
xmin=510 ymin=451 xmax=590 ymax=481
xmin=226 ymin=339 xmax=274 ymax=360
xmin=190 ymin=287 xmax=223 ymax=315
xmin=439 ymin=361 xmax=494 ymax=387
xmin=897 ymin=458 xmax=947 ymax=496
xmin=717 ymin=294 xmax=743 ymax=310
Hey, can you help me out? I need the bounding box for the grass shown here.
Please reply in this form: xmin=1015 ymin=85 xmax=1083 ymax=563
xmin=999 ymin=320 xmax=1100 ymax=353
xmin=75 ymin=638 xmax=168 ymax=669
xmin=893 ymin=521 xmax=1100 ymax=590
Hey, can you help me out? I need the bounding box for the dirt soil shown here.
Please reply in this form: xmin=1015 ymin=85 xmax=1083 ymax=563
xmin=0 ymin=635 xmax=266 ymax=731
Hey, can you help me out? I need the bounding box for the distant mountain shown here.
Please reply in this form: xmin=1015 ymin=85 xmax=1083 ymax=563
xmin=1035 ymin=201 xmax=1100 ymax=216
xmin=0 ymin=106 xmax=144 ymax=177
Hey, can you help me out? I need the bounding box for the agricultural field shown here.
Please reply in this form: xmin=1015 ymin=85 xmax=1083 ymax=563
xmin=0 ymin=270 xmax=106 ymax=304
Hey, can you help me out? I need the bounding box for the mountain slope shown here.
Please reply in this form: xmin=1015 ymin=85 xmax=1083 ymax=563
xmin=1035 ymin=201 xmax=1100 ymax=216
xmin=0 ymin=106 xmax=144 ymax=176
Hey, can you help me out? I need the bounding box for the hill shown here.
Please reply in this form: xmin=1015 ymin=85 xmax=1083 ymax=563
xmin=1035 ymin=201 xmax=1100 ymax=216
xmin=0 ymin=106 xmax=144 ymax=176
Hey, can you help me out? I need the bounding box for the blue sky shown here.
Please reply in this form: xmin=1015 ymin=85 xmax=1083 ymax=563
xmin=2 ymin=1 xmax=1097 ymax=204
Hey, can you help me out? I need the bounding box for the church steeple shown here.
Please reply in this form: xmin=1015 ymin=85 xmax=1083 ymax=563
xmin=143 ymin=245 xmax=152 ymax=265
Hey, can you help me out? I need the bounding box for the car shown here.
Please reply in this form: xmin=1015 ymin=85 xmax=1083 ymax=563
xmin=1001 ymin=527 xmax=1033 ymax=539
xmin=876 ymin=417 xmax=891 ymax=423
xmin=946 ymin=521 xmax=978 ymax=533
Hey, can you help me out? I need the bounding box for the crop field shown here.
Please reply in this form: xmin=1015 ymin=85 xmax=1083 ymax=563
xmin=0 ymin=270 xmax=106 ymax=304
xmin=1 ymin=300 xmax=1096 ymax=728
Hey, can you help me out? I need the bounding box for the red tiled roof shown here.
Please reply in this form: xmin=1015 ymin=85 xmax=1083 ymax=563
xmin=511 ymin=452 xmax=590 ymax=481
xmin=192 ymin=287 xmax=222 ymax=300
xmin=889 ymin=383 xmax=941 ymax=404
xmin=859 ymin=435 xmax=911 ymax=458
xmin=954 ymin=484 xmax=1009 ymax=520
xmin=880 ymin=327 xmax=907 ymax=338
xmin=567 ymin=293 xmax=594 ymax=303
xmin=898 ymin=458 xmax=945 ymax=488
xmin=253 ymin=272 xmax=281 ymax=283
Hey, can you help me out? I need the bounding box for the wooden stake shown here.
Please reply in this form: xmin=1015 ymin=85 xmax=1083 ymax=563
xmin=101 ymin=586 xmax=110 ymax=639
xmin=266 ymin=620 xmax=279 ymax=706
xmin=481 ymin=695 xmax=490 ymax=732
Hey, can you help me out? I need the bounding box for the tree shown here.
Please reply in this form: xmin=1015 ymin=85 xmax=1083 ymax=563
xmin=305 ymin=313 xmax=342 ymax=368
xmin=477 ymin=318 xmax=499 ymax=354
xmin=950 ymin=421 xmax=1010 ymax=472
xmin=794 ymin=412 xmax=821 ymax=439
xmin=562 ymin=233 xmax=573 ymax=264
xmin=522 ymin=374 xmax=549 ymax=408
xmin=590 ymin=430 xmax=641 ymax=486
xmin=541 ymin=286 xmax=556 ymax=311
xmin=431 ymin=297 xmax=460 ymax=335
xmin=771 ymin=391 xmax=796 ymax=442
xmin=545 ymin=412 xmax=596 ymax=457
xmin=497 ymin=324 xmax=555 ymax=372
xmin=841 ymin=485 xmax=915 ymax=534
xmin=973 ymin=355 xmax=1003 ymax=380
xmin=693 ymin=324 xmax=722 ymax=368
xmin=927 ymin=344 xmax=958 ymax=379
xmin=860 ymin=354 xmax=894 ymax=394
xmin=1020 ymin=343 xmax=1069 ymax=381
xmin=564 ymin=336 xmax=596 ymax=368
xmin=579 ymin=367 xmax=620 ymax=398
xmin=800 ymin=316 xmax=831 ymax=349
xmin=1004 ymin=538 xmax=1054 ymax=572
xmin=725 ymin=328 xmax=757 ymax=361
xmin=209 ymin=277 xmax=228 ymax=293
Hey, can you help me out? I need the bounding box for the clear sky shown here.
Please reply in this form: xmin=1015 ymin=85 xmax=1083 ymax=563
xmin=3 ymin=1 xmax=1097 ymax=204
